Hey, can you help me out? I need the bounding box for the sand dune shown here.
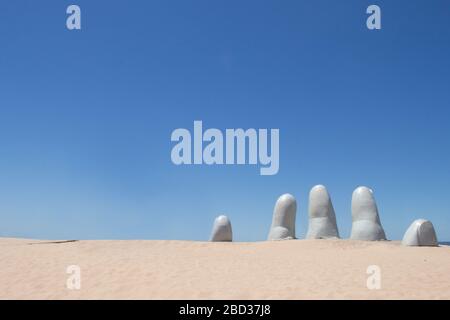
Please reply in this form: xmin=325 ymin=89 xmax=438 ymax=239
xmin=1 ymin=238 xmax=449 ymax=300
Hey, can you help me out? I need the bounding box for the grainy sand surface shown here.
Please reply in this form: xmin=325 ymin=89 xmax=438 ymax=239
xmin=1 ymin=238 xmax=449 ymax=299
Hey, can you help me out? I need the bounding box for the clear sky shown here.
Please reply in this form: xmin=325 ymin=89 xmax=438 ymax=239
xmin=0 ymin=1 xmax=449 ymax=241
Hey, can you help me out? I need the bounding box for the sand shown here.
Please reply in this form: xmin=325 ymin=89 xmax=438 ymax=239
xmin=1 ymin=237 xmax=449 ymax=300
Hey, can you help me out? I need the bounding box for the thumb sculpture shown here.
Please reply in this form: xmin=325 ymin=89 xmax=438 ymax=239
xmin=350 ymin=186 xmax=387 ymax=241
xmin=402 ymin=219 xmax=438 ymax=246
xmin=268 ymin=194 xmax=297 ymax=240
xmin=306 ymin=185 xmax=340 ymax=239
xmin=210 ymin=215 xmax=233 ymax=242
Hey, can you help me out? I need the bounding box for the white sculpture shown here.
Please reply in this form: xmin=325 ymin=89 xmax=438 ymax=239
xmin=306 ymin=185 xmax=340 ymax=239
xmin=402 ymin=219 xmax=438 ymax=246
xmin=350 ymin=186 xmax=386 ymax=241
xmin=210 ymin=215 xmax=232 ymax=242
xmin=268 ymin=194 xmax=297 ymax=240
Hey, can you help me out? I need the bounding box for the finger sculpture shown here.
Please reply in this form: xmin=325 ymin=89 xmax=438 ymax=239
xmin=402 ymin=219 xmax=438 ymax=246
xmin=268 ymin=194 xmax=297 ymax=240
xmin=306 ymin=185 xmax=340 ymax=239
xmin=210 ymin=215 xmax=233 ymax=242
xmin=350 ymin=186 xmax=386 ymax=241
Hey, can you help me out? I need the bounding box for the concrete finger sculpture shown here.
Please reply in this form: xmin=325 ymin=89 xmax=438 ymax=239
xmin=306 ymin=185 xmax=340 ymax=239
xmin=268 ymin=194 xmax=297 ymax=240
xmin=350 ymin=186 xmax=387 ymax=241
xmin=402 ymin=219 xmax=438 ymax=246
xmin=210 ymin=215 xmax=233 ymax=242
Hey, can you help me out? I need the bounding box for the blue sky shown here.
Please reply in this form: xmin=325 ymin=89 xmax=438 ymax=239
xmin=0 ymin=1 xmax=449 ymax=241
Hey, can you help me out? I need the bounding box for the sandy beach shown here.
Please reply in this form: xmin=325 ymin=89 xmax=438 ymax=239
xmin=1 ymin=238 xmax=449 ymax=300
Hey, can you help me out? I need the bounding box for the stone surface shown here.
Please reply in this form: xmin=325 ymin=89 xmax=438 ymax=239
xmin=306 ymin=185 xmax=340 ymax=239
xmin=210 ymin=215 xmax=233 ymax=242
xmin=268 ymin=194 xmax=297 ymax=240
xmin=402 ymin=219 xmax=438 ymax=246
xmin=350 ymin=186 xmax=386 ymax=241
